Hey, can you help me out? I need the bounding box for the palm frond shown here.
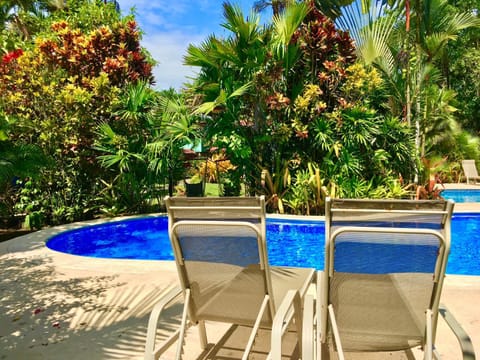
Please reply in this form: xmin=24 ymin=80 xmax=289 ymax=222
xmin=222 ymin=2 xmax=261 ymax=39
xmin=336 ymin=0 xmax=399 ymax=72
xmin=229 ymin=82 xmax=252 ymax=98
xmin=1 ymin=142 xmax=49 ymax=183
xmin=446 ymin=12 xmax=480 ymax=34
xmin=424 ymin=32 xmax=454 ymax=59
xmin=95 ymin=122 xmax=117 ymax=144
xmin=271 ymin=2 xmax=309 ymax=59
xmin=184 ymin=35 xmax=222 ymax=68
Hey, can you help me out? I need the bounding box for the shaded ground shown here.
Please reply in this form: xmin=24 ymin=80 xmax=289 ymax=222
xmin=0 ymin=214 xmax=32 ymax=243
xmin=0 ymin=229 xmax=34 ymax=242
xmin=0 ymin=224 xmax=183 ymax=360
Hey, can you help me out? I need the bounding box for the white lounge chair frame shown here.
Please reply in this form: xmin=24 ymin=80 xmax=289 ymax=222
xmin=461 ymin=160 xmax=480 ymax=184
xmin=311 ymin=198 xmax=476 ymax=360
xmin=144 ymin=196 xmax=315 ymax=360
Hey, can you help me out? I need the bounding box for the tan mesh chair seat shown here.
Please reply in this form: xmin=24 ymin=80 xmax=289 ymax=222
xmin=330 ymin=272 xmax=434 ymax=351
xmin=184 ymin=261 xmax=312 ymax=327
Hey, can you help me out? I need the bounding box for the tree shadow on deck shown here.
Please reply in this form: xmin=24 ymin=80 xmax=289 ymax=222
xmin=0 ymin=253 xmax=182 ymax=359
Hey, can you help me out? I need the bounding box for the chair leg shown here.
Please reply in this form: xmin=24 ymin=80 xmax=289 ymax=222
xmin=175 ymin=289 xmax=192 ymax=360
xmin=425 ymin=309 xmax=433 ymax=360
xmin=270 ymin=291 xmax=307 ymax=360
xmin=302 ymin=294 xmax=315 ymax=360
xmin=198 ymin=320 xmax=208 ymax=350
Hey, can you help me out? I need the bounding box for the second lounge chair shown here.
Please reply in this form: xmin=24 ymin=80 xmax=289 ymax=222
xmin=461 ymin=160 xmax=480 ymax=184
xmin=301 ymin=198 xmax=475 ymax=359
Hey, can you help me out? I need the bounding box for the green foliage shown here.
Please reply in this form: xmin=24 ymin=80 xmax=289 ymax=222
xmin=260 ymin=160 xmax=291 ymax=214
xmin=0 ymin=1 xmax=155 ymax=226
xmin=144 ymin=92 xmax=205 ymax=197
xmin=283 ymin=162 xmax=336 ymax=215
xmin=51 ymin=0 xmax=122 ymax=31
xmin=14 ymin=161 xmax=96 ymax=228
xmin=0 ymin=109 xmax=49 ymax=221
xmin=337 ymin=0 xmax=480 ymax=173
xmin=93 ymin=81 xmax=170 ymax=215
xmin=450 ymin=46 xmax=480 ymax=132
xmin=181 ymin=1 xmax=419 ymax=209
xmin=3 ymin=0 xmax=478 ymax=221
xmin=221 ymin=170 xmax=242 ymax=196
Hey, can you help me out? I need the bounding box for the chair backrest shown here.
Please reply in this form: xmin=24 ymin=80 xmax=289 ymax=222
xmin=166 ymin=196 xmax=265 ymax=229
xmin=462 ymin=160 xmax=479 ymax=181
xmin=165 ymin=196 xmax=275 ymax=326
xmin=322 ymin=198 xmax=454 ymax=352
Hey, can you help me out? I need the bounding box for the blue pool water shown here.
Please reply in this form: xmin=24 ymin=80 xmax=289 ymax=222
xmin=46 ymin=214 xmax=480 ymax=275
xmin=442 ymin=189 xmax=480 ymax=203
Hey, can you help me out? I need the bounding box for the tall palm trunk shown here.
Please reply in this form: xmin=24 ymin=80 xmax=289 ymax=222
xmin=414 ymin=0 xmax=423 ymax=168
xmin=12 ymin=13 xmax=30 ymax=39
xmin=405 ymin=0 xmax=411 ymax=127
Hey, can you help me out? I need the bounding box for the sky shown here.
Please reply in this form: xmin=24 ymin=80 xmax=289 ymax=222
xmin=116 ymin=1 xmax=271 ymax=91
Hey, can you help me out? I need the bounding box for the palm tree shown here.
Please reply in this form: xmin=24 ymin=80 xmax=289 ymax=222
xmin=93 ymin=81 xmax=160 ymax=212
xmin=253 ymin=0 xmax=295 ymax=16
xmin=409 ymin=0 xmax=479 ymax=156
xmin=336 ymin=0 xmax=479 ymax=178
xmin=145 ymin=92 xmax=204 ymax=196
xmin=0 ymin=0 xmax=67 ymax=39
xmin=184 ymin=1 xmax=309 ymax=192
xmin=0 ymin=0 xmax=38 ymax=38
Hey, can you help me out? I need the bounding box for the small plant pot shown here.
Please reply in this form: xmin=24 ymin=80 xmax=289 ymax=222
xmin=185 ymin=182 xmax=203 ymax=197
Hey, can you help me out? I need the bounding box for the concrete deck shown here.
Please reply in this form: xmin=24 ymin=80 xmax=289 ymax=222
xmin=1 ymin=188 xmax=479 ymax=359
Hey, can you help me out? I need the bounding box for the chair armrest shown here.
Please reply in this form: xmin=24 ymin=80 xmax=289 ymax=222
xmin=270 ymin=290 xmax=303 ymax=359
xmin=438 ymin=303 xmax=476 ymax=360
xmin=144 ymin=286 xmax=183 ymax=360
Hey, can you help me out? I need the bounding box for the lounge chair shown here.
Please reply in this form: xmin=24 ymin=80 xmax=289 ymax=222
xmin=144 ymin=196 xmax=315 ymax=360
xmin=461 ymin=160 xmax=480 ymax=184
xmin=301 ymin=198 xmax=475 ymax=359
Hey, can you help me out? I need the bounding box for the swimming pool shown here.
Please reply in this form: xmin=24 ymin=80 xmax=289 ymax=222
xmin=46 ymin=213 xmax=480 ymax=275
xmin=442 ymin=189 xmax=480 ymax=203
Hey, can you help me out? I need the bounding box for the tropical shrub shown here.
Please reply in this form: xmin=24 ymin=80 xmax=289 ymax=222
xmin=182 ymin=2 xmax=418 ymax=213
xmin=0 ymin=3 xmax=154 ymax=227
xmin=291 ymin=6 xmax=357 ymax=107
xmin=93 ymin=81 xmax=163 ymax=215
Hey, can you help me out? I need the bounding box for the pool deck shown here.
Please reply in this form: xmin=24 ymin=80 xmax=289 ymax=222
xmin=1 ymin=185 xmax=479 ymax=359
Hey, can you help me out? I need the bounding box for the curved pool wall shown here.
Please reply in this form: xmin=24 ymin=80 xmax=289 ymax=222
xmin=46 ymin=213 xmax=480 ymax=276
xmin=46 ymin=217 xmax=172 ymax=260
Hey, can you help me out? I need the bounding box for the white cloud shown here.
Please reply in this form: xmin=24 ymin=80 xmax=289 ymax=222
xmin=117 ymin=0 xmax=266 ymax=90
xmin=142 ymin=31 xmax=205 ymax=90
xmin=120 ymin=0 xmax=188 ymax=16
